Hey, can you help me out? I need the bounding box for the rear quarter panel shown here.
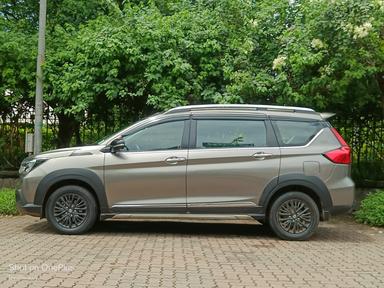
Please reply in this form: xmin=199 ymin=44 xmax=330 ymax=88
xmin=279 ymin=128 xmax=354 ymax=208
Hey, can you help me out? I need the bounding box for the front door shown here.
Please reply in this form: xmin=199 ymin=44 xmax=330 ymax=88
xmin=104 ymin=120 xmax=188 ymax=213
xmin=187 ymin=117 xmax=280 ymax=214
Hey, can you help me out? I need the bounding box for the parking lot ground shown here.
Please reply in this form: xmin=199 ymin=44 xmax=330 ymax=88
xmin=0 ymin=215 xmax=383 ymax=288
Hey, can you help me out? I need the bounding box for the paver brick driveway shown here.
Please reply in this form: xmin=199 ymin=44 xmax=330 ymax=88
xmin=0 ymin=215 xmax=383 ymax=288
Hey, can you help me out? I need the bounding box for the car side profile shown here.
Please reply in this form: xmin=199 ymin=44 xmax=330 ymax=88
xmin=17 ymin=104 xmax=355 ymax=240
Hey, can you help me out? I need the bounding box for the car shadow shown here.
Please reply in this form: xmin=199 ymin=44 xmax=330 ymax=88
xmin=23 ymin=217 xmax=374 ymax=243
xmin=95 ymin=219 xmax=275 ymax=237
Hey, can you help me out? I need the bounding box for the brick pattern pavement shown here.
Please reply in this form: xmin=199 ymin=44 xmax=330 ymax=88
xmin=0 ymin=215 xmax=383 ymax=288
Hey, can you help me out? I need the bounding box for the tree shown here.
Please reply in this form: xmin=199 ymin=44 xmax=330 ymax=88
xmin=1 ymin=0 xmax=383 ymax=152
xmin=271 ymin=0 xmax=384 ymax=116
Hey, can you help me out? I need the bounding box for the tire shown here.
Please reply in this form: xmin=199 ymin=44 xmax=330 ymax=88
xmin=45 ymin=185 xmax=98 ymax=235
xmin=268 ymin=192 xmax=319 ymax=241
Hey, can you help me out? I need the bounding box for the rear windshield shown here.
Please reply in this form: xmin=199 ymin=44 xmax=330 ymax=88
xmin=273 ymin=120 xmax=325 ymax=146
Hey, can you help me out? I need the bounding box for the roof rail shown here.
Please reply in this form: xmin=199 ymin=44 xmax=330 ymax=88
xmin=164 ymin=104 xmax=315 ymax=115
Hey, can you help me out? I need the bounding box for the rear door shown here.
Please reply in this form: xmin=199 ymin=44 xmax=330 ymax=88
xmin=186 ymin=114 xmax=280 ymax=214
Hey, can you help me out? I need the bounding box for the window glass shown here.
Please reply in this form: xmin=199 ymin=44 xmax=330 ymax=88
xmin=274 ymin=120 xmax=324 ymax=146
xmin=196 ymin=120 xmax=267 ymax=149
xmin=123 ymin=121 xmax=184 ymax=151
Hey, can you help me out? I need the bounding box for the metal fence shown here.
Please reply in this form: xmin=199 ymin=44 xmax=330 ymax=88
xmin=0 ymin=104 xmax=132 ymax=170
xmin=331 ymin=116 xmax=384 ymax=163
xmin=1 ymin=111 xmax=384 ymax=183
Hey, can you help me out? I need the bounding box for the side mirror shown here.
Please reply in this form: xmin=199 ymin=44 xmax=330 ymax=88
xmin=110 ymin=137 xmax=126 ymax=153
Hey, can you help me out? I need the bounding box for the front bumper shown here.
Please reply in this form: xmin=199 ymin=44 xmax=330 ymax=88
xmin=16 ymin=188 xmax=42 ymax=217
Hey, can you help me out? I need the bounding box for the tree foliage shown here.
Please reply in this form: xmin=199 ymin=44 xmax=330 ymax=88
xmin=1 ymin=0 xmax=383 ymax=148
xmin=276 ymin=0 xmax=384 ymax=116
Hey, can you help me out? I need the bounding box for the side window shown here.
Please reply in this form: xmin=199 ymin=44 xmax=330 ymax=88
xmin=273 ymin=120 xmax=324 ymax=146
xmin=123 ymin=121 xmax=185 ymax=151
xmin=196 ymin=119 xmax=267 ymax=149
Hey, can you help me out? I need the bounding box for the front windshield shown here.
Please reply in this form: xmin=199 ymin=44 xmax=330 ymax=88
xmin=96 ymin=130 xmax=122 ymax=145
xmin=95 ymin=115 xmax=160 ymax=145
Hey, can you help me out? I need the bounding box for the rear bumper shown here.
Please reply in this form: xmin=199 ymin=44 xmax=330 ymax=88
xmin=16 ymin=188 xmax=42 ymax=217
xmin=328 ymin=176 xmax=355 ymax=217
xmin=320 ymin=204 xmax=354 ymax=221
xmin=331 ymin=204 xmax=354 ymax=215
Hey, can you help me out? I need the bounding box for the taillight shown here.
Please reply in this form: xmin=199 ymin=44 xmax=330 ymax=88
xmin=323 ymin=128 xmax=352 ymax=164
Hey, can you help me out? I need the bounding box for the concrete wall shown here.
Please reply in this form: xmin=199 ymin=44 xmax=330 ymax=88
xmin=0 ymin=178 xmax=19 ymax=189
xmin=0 ymin=171 xmax=19 ymax=189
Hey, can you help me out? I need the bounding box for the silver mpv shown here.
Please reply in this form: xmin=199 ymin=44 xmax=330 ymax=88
xmin=17 ymin=104 xmax=355 ymax=240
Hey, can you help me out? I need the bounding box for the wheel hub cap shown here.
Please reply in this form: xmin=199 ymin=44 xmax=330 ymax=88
xmin=53 ymin=193 xmax=87 ymax=229
xmin=277 ymin=199 xmax=312 ymax=234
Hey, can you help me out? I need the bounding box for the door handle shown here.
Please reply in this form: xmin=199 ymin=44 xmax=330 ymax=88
xmin=252 ymin=152 xmax=273 ymax=160
xmin=165 ymin=156 xmax=186 ymax=165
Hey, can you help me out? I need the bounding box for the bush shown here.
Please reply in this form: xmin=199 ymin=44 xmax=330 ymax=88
xmin=355 ymin=190 xmax=384 ymax=226
xmin=0 ymin=188 xmax=19 ymax=215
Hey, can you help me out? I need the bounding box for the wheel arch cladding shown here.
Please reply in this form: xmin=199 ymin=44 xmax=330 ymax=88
xmin=259 ymin=174 xmax=333 ymax=220
xmin=34 ymin=168 xmax=109 ymax=217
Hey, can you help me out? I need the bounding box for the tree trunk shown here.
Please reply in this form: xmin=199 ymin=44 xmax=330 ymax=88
xmin=57 ymin=113 xmax=77 ymax=148
xmin=74 ymin=121 xmax=82 ymax=146
xmin=376 ymin=73 xmax=384 ymax=116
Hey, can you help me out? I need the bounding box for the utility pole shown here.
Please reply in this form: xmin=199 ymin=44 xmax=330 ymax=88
xmin=33 ymin=0 xmax=47 ymax=155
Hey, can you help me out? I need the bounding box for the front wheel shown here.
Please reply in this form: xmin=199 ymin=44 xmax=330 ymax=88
xmin=268 ymin=192 xmax=319 ymax=241
xmin=45 ymin=185 xmax=98 ymax=234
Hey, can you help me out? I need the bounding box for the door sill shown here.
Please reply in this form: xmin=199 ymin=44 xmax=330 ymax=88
xmin=100 ymin=213 xmax=265 ymax=221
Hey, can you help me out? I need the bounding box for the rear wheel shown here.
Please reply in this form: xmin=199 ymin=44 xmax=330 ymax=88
xmin=268 ymin=192 xmax=319 ymax=240
xmin=45 ymin=185 xmax=98 ymax=234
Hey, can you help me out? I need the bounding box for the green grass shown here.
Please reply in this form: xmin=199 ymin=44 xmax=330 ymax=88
xmin=355 ymin=190 xmax=384 ymax=226
xmin=0 ymin=188 xmax=19 ymax=216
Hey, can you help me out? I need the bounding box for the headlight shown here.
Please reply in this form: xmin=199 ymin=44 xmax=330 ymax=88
xmin=19 ymin=158 xmax=47 ymax=176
